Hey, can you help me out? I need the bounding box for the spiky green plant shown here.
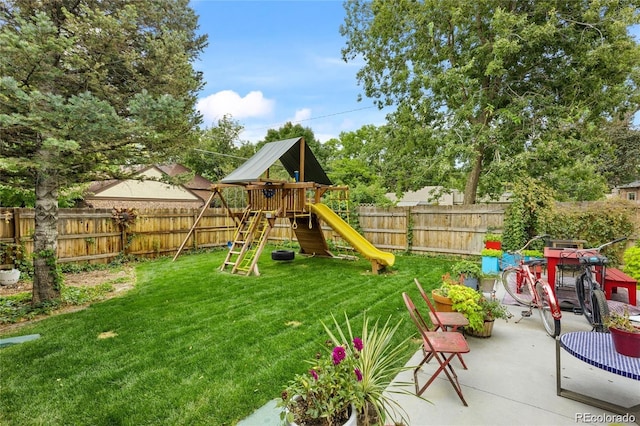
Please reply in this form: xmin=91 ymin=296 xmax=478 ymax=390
xmin=323 ymin=313 xmax=415 ymax=426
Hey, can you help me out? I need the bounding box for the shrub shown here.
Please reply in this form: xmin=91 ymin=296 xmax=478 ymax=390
xmin=623 ymin=246 xmax=640 ymax=282
xmin=450 ymin=260 xmax=482 ymax=279
xmin=480 ymin=248 xmax=503 ymax=258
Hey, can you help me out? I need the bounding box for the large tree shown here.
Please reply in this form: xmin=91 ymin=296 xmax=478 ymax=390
xmin=341 ymin=0 xmax=640 ymax=203
xmin=0 ymin=0 xmax=206 ymax=303
xmin=182 ymin=115 xmax=249 ymax=182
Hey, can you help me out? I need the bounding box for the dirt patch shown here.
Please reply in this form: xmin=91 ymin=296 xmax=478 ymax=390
xmin=0 ymin=267 xmax=136 ymax=333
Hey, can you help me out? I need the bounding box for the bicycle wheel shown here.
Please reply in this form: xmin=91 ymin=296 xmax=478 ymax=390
xmin=576 ymin=274 xmax=594 ymax=324
xmin=502 ymin=267 xmax=534 ymax=306
xmin=591 ymin=289 xmax=610 ymax=332
xmin=535 ymin=281 xmax=561 ymax=337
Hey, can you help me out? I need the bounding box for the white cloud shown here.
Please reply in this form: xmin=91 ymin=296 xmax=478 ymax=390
xmin=292 ymin=108 xmax=312 ymax=123
xmin=197 ymin=90 xmax=275 ymax=123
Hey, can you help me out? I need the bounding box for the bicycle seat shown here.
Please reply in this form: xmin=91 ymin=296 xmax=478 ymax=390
xmin=524 ymin=258 xmax=547 ymax=267
xmin=578 ymin=255 xmax=608 ymax=266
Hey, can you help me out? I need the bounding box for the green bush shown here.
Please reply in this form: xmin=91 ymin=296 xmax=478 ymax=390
xmin=483 ymin=233 xmax=502 ymax=243
xmin=480 ymin=248 xmax=503 ymax=258
xmin=450 ymin=260 xmax=482 ymax=279
xmin=543 ymin=199 xmax=635 ymax=266
xmin=623 ymin=246 xmax=640 ymax=282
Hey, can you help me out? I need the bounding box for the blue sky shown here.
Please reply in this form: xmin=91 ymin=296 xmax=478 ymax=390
xmin=190 ymin=0 xmax=388 ymax=143
xmin=190 ymin=1 xmax=640 ymax=144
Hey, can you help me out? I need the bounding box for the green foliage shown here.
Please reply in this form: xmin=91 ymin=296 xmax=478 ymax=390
xmin=479 ymin=297 xmax=512 ymax=322
xmin=0 ymin=0 xmax=206 ymax=303
xmin=0 ymin=282 xmax=113 ymax=324
xmin=278 ymin=333 xmax=361 ymax=424
xmin=623 ymin=246 xmax=640 ymax=282
xmin=543 ymin=199 xmax=635 ymax=265
xmin=450 ymin=260 xmax=482 ymax=279
xmin=443 ymin=284 xmax=484 ymax=332
xmin=341 ymin=0 xmax=640 ymax=203
xmin=0 ymin=249 xmax=447 ymax=424
xmin=181 ymin=115 xmax=248 ymax=182
xmin=605 ymin=306 xmax=640 ymax=333
xmin=522 ymin=250 xmax=543 ymax=258
xmin=280 ymin=313 xmax=411 ymax=426
xmin=480 ymin=249 xmax=503 ymax=258
xmin=502 ymin=177 xmax=555 ymax=251
xmin=483 ymin=233 xmax=502 ymax=243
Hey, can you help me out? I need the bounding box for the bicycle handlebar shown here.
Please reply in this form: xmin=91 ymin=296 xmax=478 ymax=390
xmin=561 ymin=237 xmax=627 ymax=255
xmin=510 ymin=234 xmax=550 ymax=254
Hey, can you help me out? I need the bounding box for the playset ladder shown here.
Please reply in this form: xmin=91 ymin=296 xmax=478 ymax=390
xmin=221 ymin=209 xmax=272 ymax=276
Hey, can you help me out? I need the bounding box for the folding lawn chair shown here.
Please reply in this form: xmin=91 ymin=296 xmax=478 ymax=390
xmin=403 ymin=292 xmax=471 ymax=406
xmin=414 ymin=278 xmax=469 ymax=333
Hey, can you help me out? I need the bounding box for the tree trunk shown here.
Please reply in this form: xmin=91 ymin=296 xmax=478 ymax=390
xmin=463 ymin=147 xmax=483 ymax=205
xmin=32 ymin=170 xmax=61 ymax=304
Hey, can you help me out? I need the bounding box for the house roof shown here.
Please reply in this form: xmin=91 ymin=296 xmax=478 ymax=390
xmin=220 ymin=137 xmax=331 ymax=185
xmin=85 ymin=164 xmax=214 ymax=203
xmin=156 ymin=163 xmax=213 ymax=190
xmin=618 ymin=180 xmax=640 ymax=189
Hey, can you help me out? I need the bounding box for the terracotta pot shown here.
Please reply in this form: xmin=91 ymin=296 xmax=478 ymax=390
xmin=467 ymin=319 xmax=495 ymax=338
xmin=432 ymin=290 xmax=453 ymax=312
xmin=610 ymin=327 xmax=640 ymax=358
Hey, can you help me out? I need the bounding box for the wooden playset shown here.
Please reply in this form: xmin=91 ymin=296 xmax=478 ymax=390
xmin=174 ymin=137 xmax=394 ymax=276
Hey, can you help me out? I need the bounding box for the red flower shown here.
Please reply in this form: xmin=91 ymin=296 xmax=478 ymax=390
xmin=354 ymin=368 xmax=362 ymax=381
xmin=352 ymin=337 xmax=363 ymax=351
xmin=310 ymin=369 xmax=319 ymax=380
xmin=332 ymin=346 xmax=346 ymax=365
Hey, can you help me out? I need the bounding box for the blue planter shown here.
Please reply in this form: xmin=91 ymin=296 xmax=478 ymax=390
xmin=482 ymin=256 xmax=500 ymax=274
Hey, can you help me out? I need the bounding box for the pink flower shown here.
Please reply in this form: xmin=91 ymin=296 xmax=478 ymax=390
xmin=332 ymin=346 xmax=346 ymax=365
xmin=353 ymin=337 xmax=363 ymax=351
xmin=354 ymin=368 xmax=362 ymax=381
xmin=309 ymin=369 xmax=318 ymax=380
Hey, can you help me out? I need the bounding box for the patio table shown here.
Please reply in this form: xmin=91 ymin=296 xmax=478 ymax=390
xmin=544 ymin=247 xmax=580 ymax=289
xmin=556 ymin=331 xmax=640 ymax=423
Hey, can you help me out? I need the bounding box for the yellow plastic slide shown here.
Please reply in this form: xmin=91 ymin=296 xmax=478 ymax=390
xmin=308 ymin=203 xmax=395 ymax=267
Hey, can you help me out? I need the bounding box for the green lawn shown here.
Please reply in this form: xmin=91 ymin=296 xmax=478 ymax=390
xmin=0 ymin=248 xmax=454 ymax=425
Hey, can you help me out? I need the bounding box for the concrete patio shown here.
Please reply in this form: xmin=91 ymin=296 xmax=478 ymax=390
xmin=240 ymin=285 xmax=640 ymax=426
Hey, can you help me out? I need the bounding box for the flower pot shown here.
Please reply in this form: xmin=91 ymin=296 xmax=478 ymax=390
xmin=467 ymin=319 xmax=495 ymax=338
xmin=432 ymin=290 xmax=454 ymax=312
xmin=484 ymin=241 xmax=502 ymax=250
xmin=462 ymin=276 xmax=479 ymax=290
xmin=481 ymin=256 xmax=500 ymax=274
xmin=0 ymin=269 xmax=20 ymax=286
xmin=285 ymin=400 xmax=357 ymax=426
xmin=610 ymin=327 xmax=640 ymax=358
xmin=479 ymin=276 xmax=497 ymax=293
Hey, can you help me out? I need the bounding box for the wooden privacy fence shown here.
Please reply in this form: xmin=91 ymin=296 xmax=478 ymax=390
xmin=357 ymin=204 xmax=508 ymax=255
xmin=0 ymin=204 xmax=511 ymax=266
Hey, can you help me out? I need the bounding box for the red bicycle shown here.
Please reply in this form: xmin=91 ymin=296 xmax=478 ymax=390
xmin=501 ymin=235 xmax=562 ymax=337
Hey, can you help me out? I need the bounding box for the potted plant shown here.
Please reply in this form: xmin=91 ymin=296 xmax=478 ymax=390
xmin=278 ymin=313 xmax=411 ymax=426
xmin=483 ymin=233 xmax=502 ymax=250
xmin=605 ymin=307 xmax=640 ymax=358
xmin=432 ymin=273 xmax=462 ymax=312
xmin=479 ymin=273 xmax=499 ymax=294
xmin=0 ymin=242 xmax=23 ymax=286
xmin=480 ymin=248 xmax=503 ymax=274
xmin=466 ymin=296 xmax=512 ymax=338
xmin=450 ymin=260 xmax=482 ymax=290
